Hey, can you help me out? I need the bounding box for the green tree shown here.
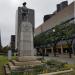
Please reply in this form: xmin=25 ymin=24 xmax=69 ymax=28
xmin=2 ymin=45 xmax=10 ymax=53
xmin=34 ymin=23 xmax=75 ymax=57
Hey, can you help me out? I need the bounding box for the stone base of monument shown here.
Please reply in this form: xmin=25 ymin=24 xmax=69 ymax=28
xmin=4 ymin=56 xmax=42 ymax=75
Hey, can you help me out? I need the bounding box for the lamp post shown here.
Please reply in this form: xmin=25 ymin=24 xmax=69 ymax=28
xmin=53 ymin=29 xmax=55 ymax=33
xmin=53 ymin=29 xmax=57 ymax=56
xmin=41 ymin=45 xmax=44 ymax=60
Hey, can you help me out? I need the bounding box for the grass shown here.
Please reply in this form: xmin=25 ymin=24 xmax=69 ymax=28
xmin=0 ymin=55 xmax=8 ymax=75
xmin=0 ymin=55 xmax=16 ymax=75
xmin=56 ymin=64 xmax=75 ymax=75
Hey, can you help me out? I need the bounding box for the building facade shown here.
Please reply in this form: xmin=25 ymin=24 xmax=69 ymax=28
xmin=35 ymin=1 xmax=75 ymax=36
xmin=35 ymin=1 xmax=75 ymax=56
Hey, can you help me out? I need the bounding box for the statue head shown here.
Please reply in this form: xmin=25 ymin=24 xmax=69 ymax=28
xmin=23 ymin=2 xmax=27 ymax=7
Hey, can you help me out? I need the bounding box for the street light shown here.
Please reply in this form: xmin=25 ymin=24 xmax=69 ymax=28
xmin=52 ymin=29 xmax=57 ymax=56
xmin=53 ymin=29 xmax=55 ymax=32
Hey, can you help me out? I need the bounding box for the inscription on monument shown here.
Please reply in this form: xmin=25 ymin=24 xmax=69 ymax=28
xmin=19 ymin=22 xmax=34 ymax=56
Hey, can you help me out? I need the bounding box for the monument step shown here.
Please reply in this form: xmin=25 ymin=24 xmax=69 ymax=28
xmin=8 ymin=62 xmax=20 ymax=70
xmin=4 ymin=64 xmax=11 ymax=75
xmin=17 ymin=56 xmax=38 ymax=62
xmin=11 ymin=60 xmax=42 ymax=67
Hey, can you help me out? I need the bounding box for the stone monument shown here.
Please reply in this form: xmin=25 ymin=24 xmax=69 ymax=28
xmin=4 ymin=3 xmax=42 ymax=74
xmin=16 ymin=2 xmax=35 ymax=57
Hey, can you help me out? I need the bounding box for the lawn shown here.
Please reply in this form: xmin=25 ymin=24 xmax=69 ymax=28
xmin=0 ymin=55 xmax=16 ymax=75
xmin=0 ymin=55 xmax=8 ymax=75
xmin=56 ymin=64 xmax=75 ymax=75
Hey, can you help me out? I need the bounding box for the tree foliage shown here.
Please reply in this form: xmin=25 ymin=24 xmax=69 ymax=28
xmin=2 ymin=45 xmax=10 ymax=53
xmin=34 ymin=23 xmax=75 ymax=48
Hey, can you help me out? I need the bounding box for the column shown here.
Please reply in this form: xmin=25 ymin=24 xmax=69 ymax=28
xmin=51 ymin=47 xmax=54 ymax=54
xmin=60 ymin=44 xmax=63 ymax=54
xmin=45 ymin=48 xmax=47 ymax=56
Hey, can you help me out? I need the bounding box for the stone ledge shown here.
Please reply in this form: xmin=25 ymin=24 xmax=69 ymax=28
xmin=11 ymin=60 xmax=42 ymax=66
xmin=8 ymin=62 xmax=21 ymax=70
xmin=4 ymin=65 xmax=11 ymax=75
xmin=17 ymin=56 xmax=38 ymax=62
xmin=39 ymin=68 xmax=73 ymax=75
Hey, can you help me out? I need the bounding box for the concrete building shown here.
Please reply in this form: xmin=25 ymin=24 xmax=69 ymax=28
xmin=43 ymin=1 xmax=68 ymax=22
xmin=35 ymin=1 xmax=75 ymax=56
xmin=57 ymin=1 xmax=68 ymax=12
xmin=10 ymin=35 xmax=15 ymax=53
xmin=35 ymin=1 xmax=75 ymax=36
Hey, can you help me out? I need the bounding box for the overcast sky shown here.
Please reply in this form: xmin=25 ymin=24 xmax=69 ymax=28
xmin=0 ymin=0 xmax=74 ymax=46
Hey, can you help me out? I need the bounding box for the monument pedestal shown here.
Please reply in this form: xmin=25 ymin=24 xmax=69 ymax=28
xmin=18 ymin=22 xmax=34 ymax=56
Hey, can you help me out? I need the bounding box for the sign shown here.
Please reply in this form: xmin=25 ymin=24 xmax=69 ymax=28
xmin=8 ymin=50 xmax=12 ymax=60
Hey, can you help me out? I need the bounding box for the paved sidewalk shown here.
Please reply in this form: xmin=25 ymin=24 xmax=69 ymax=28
xmin=44 ymin=54 xmax=75 ymax=64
